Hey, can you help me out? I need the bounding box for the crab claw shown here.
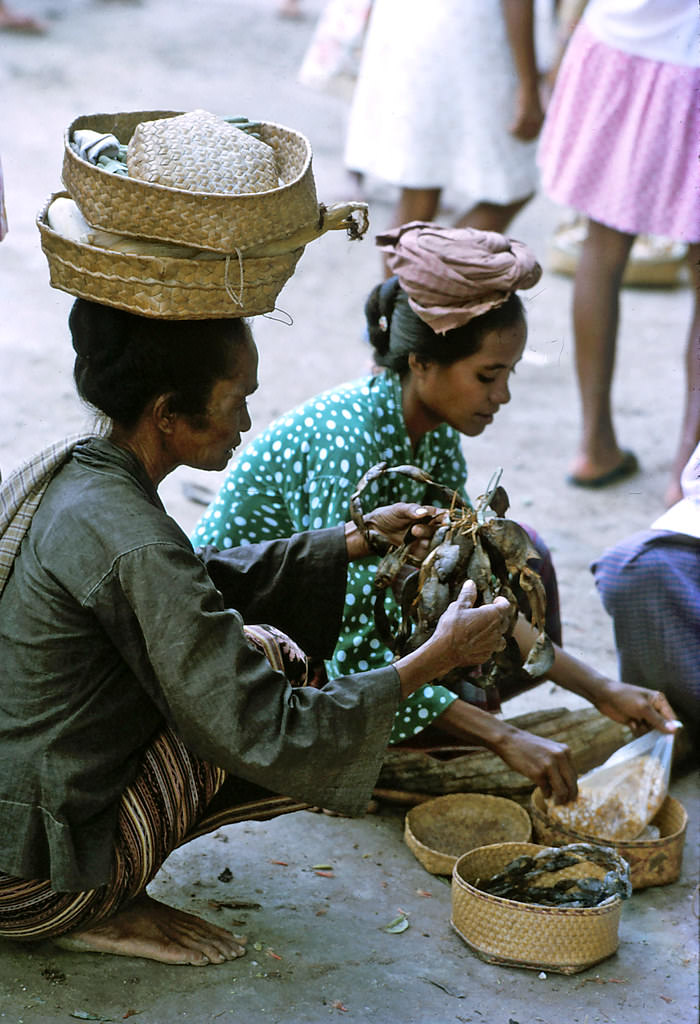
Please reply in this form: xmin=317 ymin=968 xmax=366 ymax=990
xmin=522 ymin=630 xmax=555 ymax=677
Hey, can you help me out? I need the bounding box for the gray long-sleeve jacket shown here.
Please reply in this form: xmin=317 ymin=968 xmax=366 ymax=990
xmin=0 ymin=439 xmax=399 ymax=891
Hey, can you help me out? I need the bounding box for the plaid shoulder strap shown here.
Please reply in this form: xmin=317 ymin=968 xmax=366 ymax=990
xmin=0 ymin=435 xmax=92 ymax=596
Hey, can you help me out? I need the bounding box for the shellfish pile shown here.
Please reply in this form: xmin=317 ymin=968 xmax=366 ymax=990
xmin=350 ymin=462 xmax=554 ymax=697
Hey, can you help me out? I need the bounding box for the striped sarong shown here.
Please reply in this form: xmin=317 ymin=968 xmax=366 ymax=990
xmin=0 ymin=633 xmax=309 ymax=941
xmin=0 ymin=442 xmax=312 ymax=940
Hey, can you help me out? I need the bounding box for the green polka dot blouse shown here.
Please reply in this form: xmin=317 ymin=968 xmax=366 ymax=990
xmin=192 ymin=371 xmax=471 ymax=744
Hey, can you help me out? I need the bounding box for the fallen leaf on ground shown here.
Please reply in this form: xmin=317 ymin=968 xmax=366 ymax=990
xmin=383 ymin=913 xmax=409 ymax=933
xmin=208 ymin=899 xmax=261 ymax=910
xmin=311 ymin=864 xmax=333 ymax=870
xmin=331 ymin=1001 xmax=348 ymax=1012
xmin=415 ymin=889 xmax=432 ymax=897
xmin=423 ymin=978 xmax=465 ymax=998
xmin=315 ymin=870 xmax=334 ymax=878
xmin=269 ymin=860 xmax=288 ymax=866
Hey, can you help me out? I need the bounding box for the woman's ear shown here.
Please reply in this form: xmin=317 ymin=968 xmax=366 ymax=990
xmin=407 ymin=352 xmax=430 ymax=377
xmin=152 ymin=393 xmax=177 ymax=434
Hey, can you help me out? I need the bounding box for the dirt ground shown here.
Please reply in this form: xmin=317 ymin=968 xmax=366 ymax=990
xmin=0 ymin=1 xmax=698 ymax=1022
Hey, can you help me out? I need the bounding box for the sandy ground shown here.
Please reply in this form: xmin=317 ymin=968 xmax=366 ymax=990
xmin=0 ymin=1 xmax=698 ymax=1021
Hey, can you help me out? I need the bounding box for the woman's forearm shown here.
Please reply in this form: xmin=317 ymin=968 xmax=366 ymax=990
xmin=392 ymin=644 xmax=457 ymax=701
xmin=501 ymin=0 xmax=538 ymax=89
xmin=513 ymin=616 xmax=613 ymax=705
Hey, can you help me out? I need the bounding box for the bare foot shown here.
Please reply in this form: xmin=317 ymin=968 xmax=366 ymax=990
xmin=277 ymin=0 xmax=303 ymax=18
xmin=54 ymin=894 xmax=247 ymax=966
xmin=663 ymin=480 xmax=683 ymax=508
xmin=0 ymin=6 xmax=47 ymax=32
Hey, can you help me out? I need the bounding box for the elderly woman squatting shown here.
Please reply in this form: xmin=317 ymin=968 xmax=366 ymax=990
xmin=0 ymin=301 xmax=512 ymax=965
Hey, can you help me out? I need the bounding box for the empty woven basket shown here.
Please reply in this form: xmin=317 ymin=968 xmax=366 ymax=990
xmin=404 ymin=793 xmax=531 ymax=876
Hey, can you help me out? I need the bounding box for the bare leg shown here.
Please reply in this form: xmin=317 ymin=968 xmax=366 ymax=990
xmin=277 ymin=0 xmax=303 ymax=17
xmin=569 ymin=219 xmax=636 ymax=482
xmin=383 ymin=187 xmax=441 ymax=276
xmin=665 ymin=243 xmax=700 ymax=507
xmin=455 ymin=194 xmax=533 ymax=234
xmin=54 ymin=894 xmax=247 ymax=966
xmin=0 ymin=2 xmax=46 ymax=31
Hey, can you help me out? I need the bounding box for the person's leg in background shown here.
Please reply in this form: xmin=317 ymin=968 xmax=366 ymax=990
xmin=666 ymin=243 xmax=700 ymax=507
xmin=567 ymin=218 xmax=638 ymax=487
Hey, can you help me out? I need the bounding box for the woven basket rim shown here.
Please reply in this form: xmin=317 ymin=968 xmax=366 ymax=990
xmin=38 ymin=193 xmax=306 ymax=267
xmin=64 ymin=111 xmax=312 ymax=200
xmin=452 ymin=841 xmax=624 ymax=915
xmin=37 ymin=193 xmax=304 ymax=319
xmin=405 ymin=794 xmax=531 ymax=863
xmin=530 ymin=788 xmax=688 ymax=849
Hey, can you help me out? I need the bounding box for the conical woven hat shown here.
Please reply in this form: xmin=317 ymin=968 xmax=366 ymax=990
xmin=126 ymin=109 xmax=280 ymax=195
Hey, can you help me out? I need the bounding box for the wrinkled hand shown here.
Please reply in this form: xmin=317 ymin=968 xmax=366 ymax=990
xmin=497 ymin=727 xmax=578 ymax=804
xmin=432 ymin=580 xmax=511 ymax=666
xmin=595 ymin=681 xmax=680 ymax=736
xmin=362 ymin=502 xmax=446 ymax=557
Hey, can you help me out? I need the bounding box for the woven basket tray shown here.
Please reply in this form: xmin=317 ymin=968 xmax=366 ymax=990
xmin=451 ymin=842 xmax=623 ymax=975
xmin=405 ymin=793 xmax=531 ymax=876
xmin=62 ymin=111 xmax=320 ymax=253
xmin=530 ymin=788 xmax=687 ymax=890
xmin=37 ymin=193 xmax=304 ymax=319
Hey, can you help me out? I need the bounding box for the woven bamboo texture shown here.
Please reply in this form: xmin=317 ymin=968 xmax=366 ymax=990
xmin=127 ymin=110 xmax=280 ymax=194
xmin=62 ymin=111 xmax=319 ymax=253
xmin=451 ymin=842 xmax=622 ymax=974
xmin=38 ymin=194 xmax=303 ymax=319
xmin=530 ymin=788 xmax=687 ymax=890
xmin=404 ymin=793 xmax=531 ymax=876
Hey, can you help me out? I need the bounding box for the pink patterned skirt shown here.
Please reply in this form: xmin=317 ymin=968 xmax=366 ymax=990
xmin=538 ymin=22 xmax=700 ymax=242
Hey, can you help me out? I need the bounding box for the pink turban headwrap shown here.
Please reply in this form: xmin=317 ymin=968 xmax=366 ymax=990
xmin=376 ymin=221 xmax=542 ymax=335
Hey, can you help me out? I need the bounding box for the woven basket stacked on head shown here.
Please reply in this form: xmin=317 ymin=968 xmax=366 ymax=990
xmin=40 ymin=109 xmax=368 ymax=318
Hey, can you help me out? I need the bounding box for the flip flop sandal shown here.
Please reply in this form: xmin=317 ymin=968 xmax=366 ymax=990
xmin=566 ymin=450 xmax=639 ymax=489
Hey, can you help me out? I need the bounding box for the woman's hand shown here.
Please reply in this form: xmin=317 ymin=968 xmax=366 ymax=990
xmin=496 ymin=727 xmax=578 ymax=804
xmin=594 ymin=680 xmax=680 ymax=736
xmin=435 ymin=697 xmax=578 ymax=803
xmin=509 ymin=82 xmax=544 ymax=141
xmin=431 ymin=581 xmax=512 ymax=667
xmin=393 ymin=581 xmax=511 ymax=698
xmin=344 ymin=502 xmax=445 ymax=560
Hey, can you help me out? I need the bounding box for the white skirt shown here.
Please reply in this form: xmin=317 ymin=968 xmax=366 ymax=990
xmin=344 ymin=0 xmax=542 ymax=203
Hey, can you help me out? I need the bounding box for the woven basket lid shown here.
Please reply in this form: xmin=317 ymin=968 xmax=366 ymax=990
xmin=126 ymin=109 xmax=280 ymax=195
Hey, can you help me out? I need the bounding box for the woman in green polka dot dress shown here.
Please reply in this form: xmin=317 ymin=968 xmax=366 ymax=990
xmin=194 ymin=221 xmax=548 ymax=729
xmin=194 ymin=363 xmax=476 ymax=733
xmin=193 ymin=224 xmax=644 ymax=794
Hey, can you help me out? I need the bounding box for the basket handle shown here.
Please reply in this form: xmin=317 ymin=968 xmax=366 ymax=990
xmin=242 ymin=201 xmax=369 ymax=258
